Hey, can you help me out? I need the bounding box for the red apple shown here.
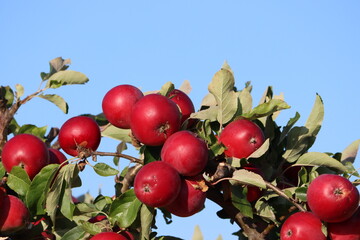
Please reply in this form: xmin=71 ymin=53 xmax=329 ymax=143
xmin=90 ymin=232 xmax=131 ymax=240
xmin=48 ymin=148 xmax=67 ymax=165
xmin=58 ymin=116 xmax=101 ymax=157
xmin=102 ymin=84 xmax=144 ymax=129
xmin=1 ymin=133 xmax=49 ymax=179
xmin=168 ymin=89 xmax=195 ymax=125
xmin=328 ymin=207 xmax=360 ymax=240
xmin=0 ymin=194 xmax=30 ymax=234
xmin=307 ymin=174 xmax=359 ymax=223
xmin=130 ymin=94 xmax=181 ymax=146
xmin=165 ymin=176 xmax=206 ymax=217
xmin=161 ymin=130 xmax=208 ymax=176
xmin=88 ymin=214 xmax=107 ymax=223
xmin=134 ymin=161 xmax=181 ymax=207
xmin=280 ymin=212 xmax=326 ymax=240
xmin=219 ymin=119 xmax=265 ymax=159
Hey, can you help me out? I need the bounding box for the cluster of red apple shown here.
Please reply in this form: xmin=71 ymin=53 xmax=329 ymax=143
xmin=280 ymin=174 xmax=360 ymax=239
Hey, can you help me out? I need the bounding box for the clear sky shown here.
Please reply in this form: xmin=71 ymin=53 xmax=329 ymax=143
xmin=1 ymin=1 xmax=360 ymax=239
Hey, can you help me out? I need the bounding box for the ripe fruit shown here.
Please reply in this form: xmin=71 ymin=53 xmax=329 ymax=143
xmin=165 ymin=176 xmax=206 ymax=217
xmin=219 ymin=119 xmax=265 ymax=159
xmin=161 ymin=130 xmax=208 ymax=176
xmin=130 ymin=94 xmax=181 ymax=146
xmin=327 ymin=207 xmax=360 ymax=240
xmin=307 ymin=174 xmax=359 ymax=223
xmin=134 ymin=161 xmax=181 ymax=207
xmin=48 ymin=148 xmax=67 ymax=165
xmin=0 ymin=194 xmax=30 ymax=234
xmin=90 ymin=232 xmax=132 ymax=240
xmin=280 ymin=212 xmax=326 ymax=240
xmin=58 ymin=116 xmax=101 ymax=157
xmin=102 ymin=84 xmax=144 ymax=129
xmin=168 ymin=89 xmax=195 ymax=125
xmin=1 ymin=133 xmax=49 ymax=179
xmin=88 ymin=214 xmax=107 ymax=223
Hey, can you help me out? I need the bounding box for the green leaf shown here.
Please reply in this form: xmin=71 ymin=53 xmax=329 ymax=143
xmin=60 ymin=225 xmax=86 ymax=240
xmin=159 ymin=82 xmax=175 ymax=96
xmin=208 ymin=67 xmax=239 ymax=125
xmin=341 ymin=139 xmax=360 ymax=164
xmin=238 ymin=87 xmax=252 ymax=115
xmin=179 ymin=79 xmax=192 ymax=94
xmin=113 ymin=142 xmax=128 ymax=166
xmin=93 ymin=163 xmax=119 ymax=177
xmin=0 ymin=85 xmax=14 ymax=107
xmin=38 ymin=94 xmax=69 ymax=114
xmin=109 ymin=189 xmax=142 ymax=228
xmin=295 ymin=187 xmax=307 ymax=202
xmin=81 ymin=221 xmax=102 ymax=235
xmin=15 ymin=84 xmax=24 ymax=99
xmin=142 ymin=145 xmax=161 ymax=164
xmin=7 ymin=166 xmax=31 ymax=196
xmin=26 ymin=164 xmax=59 ymax=216
xmin=241 ymin=99 xmax=290 ymax=120
xmin=229 ymin=169 xmax=266 ymax=189
xmin=192 ymin=225 xmax=204 ymax=240
xmin=254 ymin=200 xmax=277 ymax=223
xmin=190 ymin=106 xmax=219 ymax=122
xmin=247 ymin=138 xmax=270 ymax=159
xmin=18 ymin=124 xmax=48 ymax=139
xmin=279 ymin=112 xmax=300 ymax=144
xmin=46 ymin=70 xmax=89 ymax=88
xmin=101 ymin=125 xmax=132 ymax=142
xmin=231 ymin=186 xmax=253 ymax=218
xmin=294 ymin=152 xmax=347 ymax=172
xmin=140 ymin=204 xmax=154 ymax=240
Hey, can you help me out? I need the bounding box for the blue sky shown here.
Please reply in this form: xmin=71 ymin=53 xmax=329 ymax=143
xmin=1 ymin=1 xmax=360 ymax=239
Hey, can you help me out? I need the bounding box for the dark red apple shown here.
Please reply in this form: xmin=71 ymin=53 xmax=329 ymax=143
xmin=0 ymin=194 xmax=30 ymax=234
xmin=243 ymin=165 xmax=263 ymax=202
xmin=130 ymin=94 xmax=181 ymax=146
xmin=168 ymin=89 xmax=195 ymax=125
xmin=165 ymin=176 xmax=206 ymax=217
xmin=307 ymin=174 xmax=359 ymax=223
xmin=90 ymin=232 xmax=131 ymax=240
xmin=102 ymin=84 xmax=144 ymax=129
xmin=280 ymin=212 xmax=326 ymax=240
xmin=1 ymin=133 xmax=49 ymax=179
xmin=134 ymin=161 xmax=181 ymax=207
xmin=328 ymin=207 xmax=360 ymax=240
xmin=48 ymin=148 xmax=67 ymax=165
xmin=161 ymin=130 xmax=208 ymax=176
xmin=88 ymin=214 xmax=107 ymax=223
xmin=219 ymin=119 xmax=265 ymax=159
xmin=58 ymin=116 xmax=101 ymax=157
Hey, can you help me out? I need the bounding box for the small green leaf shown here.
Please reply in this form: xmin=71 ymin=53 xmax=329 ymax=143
xmin=230 ymin=169 xmax=266 ymax=189
xmin=208 ymin=67 xmax=239 ymax=125
xmin=46 ymin=70 xmax=89 ymax=88
xmin=341 ymin=139 xmax=360 ymax=164
xmin=279 ymin=112 xmax=301 ymax=144
xmin=231 ymin=186 xmax=253 ymax=218
xmin=60 ymin=225 xmax=86 ymax=240
xmin=294 ymin=152 xmax=347 ymax=172
xmin=18 ymin=124 xmax=48 ymax=139
xmin=38 ymin=94 xmax=69 ymax=114
xmin=140 ymin=204 xmax=154 ymax=240
xmin=295 ymin=187 xmax=308 ymax=202
xmin=0 ymin=162 xmax=5 ymax=178
xmin=15 ymin=84 xmax=24 ymax=98
xmin=241 ymin=99 xmax=290 ymax=120
xmin=192 ymin=225 xmax=204 ymax=240
xmin=254 ymin=200 xmax=277 ymax=223
xmin=93 ymin=163 xmax=119 ymax=177
xmin=101 ymin=125 xmax=132 ymax=143
xmin=190 ymin=106 xmax=219 ymax=122
xmin=81 ymin=221 xmax=102 ymax=235
xmin=26 ymin=164 xmax=59 ymax=215
xmin=238 ymin=87 xmax=252 ymax=114
xmin=109 ymin=189 xmax=142 ymax=228
xmin=0 ymin=85 xmax=14 ymax=107
xmin=113 ymin=142 xmax=128 ymax=166
xmin=159 ymin=82 xmax=175 ymax=96
xmin=7 ymin=166 xmax=31 ymax=196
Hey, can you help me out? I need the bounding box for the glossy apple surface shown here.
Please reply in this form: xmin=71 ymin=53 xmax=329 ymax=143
xmin=219 ymin=119 xmax=265 ymax=159
xmin=102 ymin=84 xmax=144 ymax=129
xmin=1 ymin=133 xmax=49 ymax=179
xmin=58 ymin=116 xmax=101 ymax=157
xmin=307 ymin=174 xmax=359 ymax=223
xmin=161 ymin=130 xmax=208 ymax=176
xmin=130 ymin=94 xmax=181 ymax=146
xmin=168 ymin=89 xmax=195 ymax=125
xmin=280 ymin=212 xmax=326 ymax=240
xmin=48 ymin=148 xmax=67 ymax=165
xmin=134 ymin=161 xmax=181 ymax=207
xmin=328 ymin=207 xmax=360 ymax=240
xmin=90 ymin=232 xmax=131 ymax=240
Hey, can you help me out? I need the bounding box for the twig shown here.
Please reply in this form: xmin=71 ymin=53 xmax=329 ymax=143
xmin=92 ymin=151 xmax=144 ymax=165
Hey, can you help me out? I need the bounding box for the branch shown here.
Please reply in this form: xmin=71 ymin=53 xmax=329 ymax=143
xmin=92 ymin=151 xmax=144 ymax=165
